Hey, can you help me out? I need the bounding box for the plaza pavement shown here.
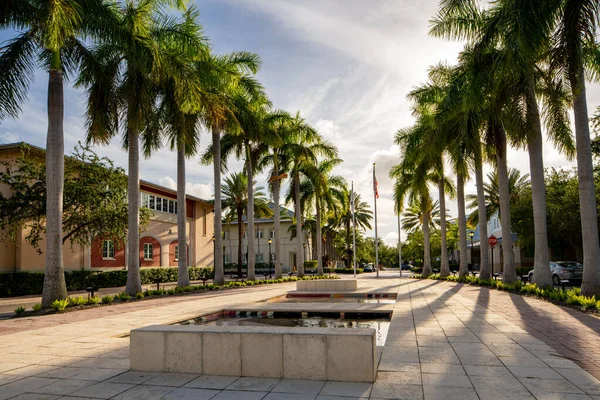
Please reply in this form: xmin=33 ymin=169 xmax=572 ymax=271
xmin=0 ymin=272 xmax=599 ymax=399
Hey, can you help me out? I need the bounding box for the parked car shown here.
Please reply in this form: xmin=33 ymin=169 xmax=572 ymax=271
xmin=528 ymin=261 xmax=583 ymax=286
xmin=401 ymin=263 xmax=411 ymax=270
xmin=364 ymin=263 xmax=374 ymax=272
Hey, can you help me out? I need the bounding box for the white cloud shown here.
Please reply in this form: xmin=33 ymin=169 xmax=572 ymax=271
xmin=158 ymin=176 xmax=214 ymax=200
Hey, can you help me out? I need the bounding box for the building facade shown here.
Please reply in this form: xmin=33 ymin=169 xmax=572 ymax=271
xmin=0 ymin=142 xmax=214 ymax=273
xmin=223 ymin=204 xmax=314 ymax=272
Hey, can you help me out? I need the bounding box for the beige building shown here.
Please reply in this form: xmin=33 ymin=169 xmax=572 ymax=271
xmin=0 ymin=142 xmax=214 ymax=273
xmin=223 ymin=204 xmax=314 ymax=272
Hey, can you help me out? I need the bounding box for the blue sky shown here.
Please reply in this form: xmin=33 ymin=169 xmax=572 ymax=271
xmin=0 ymin=0 xmax=592 ymax=245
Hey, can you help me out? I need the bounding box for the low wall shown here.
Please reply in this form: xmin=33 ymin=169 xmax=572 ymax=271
xmin=130 ymin=324 xmax=376 ymax=382
xmin=296 ymin=279 xmax=357 ymax=292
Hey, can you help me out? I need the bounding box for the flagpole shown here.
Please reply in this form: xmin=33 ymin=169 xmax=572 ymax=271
xmin=398 ymin=212 xmax=402 ymax=278
xmin=351 ymin=181 xmax=357 ymax=278
xmin=373 ymin=163 xmax=379 ymax=278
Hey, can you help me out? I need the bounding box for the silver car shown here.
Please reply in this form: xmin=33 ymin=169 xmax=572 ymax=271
xmin=528 ymin=261 xmax=584 ymax=286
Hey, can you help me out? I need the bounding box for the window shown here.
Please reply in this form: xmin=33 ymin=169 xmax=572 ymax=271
xmin=141 ymin=193 xmax=149 ymax=207
xmin=270 ymin=230 xmax=275 ymax=238
xmin=224 ymin=254 xmax=230 ymax=263
xmin=174 ymin=245 xmax=179 ymax=261
xmin=243 ymin=231 xmax=247 ymax=239
xmin=270 ymin=253 xmax=275 ymax=262
xmin=203 ymin=208 xmax=207 ymax=236
xmin=255 ymin=253 xmax=264 ymax=262
xmin=162 ymin=199 xmax=168 ymax=212
xmin=169 ymin=200 xmax=174 ymax=214
xmin=149 ymin=195 xmax=155 ymax=210
xmin=174 ymin=202 xmax=178 ymax=215
xmin=257 ymin=230 xmax=263 ymax=239
xmin=102 ymin=240 xmax=114 ymax=259
xmin=143 ymin=243 xmax=153 ymax=260
xmin=156 ymin=197 xmax=162 ymax=211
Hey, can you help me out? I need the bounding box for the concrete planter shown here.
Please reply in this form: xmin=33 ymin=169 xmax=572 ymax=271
xmin=130 ymin=324 xmax=376 ymax=382
xmin=296 ymin=279 xmax=358 ymax=292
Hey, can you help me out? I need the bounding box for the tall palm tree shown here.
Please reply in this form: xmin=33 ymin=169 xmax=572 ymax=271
xmin=221 ymin=172 xmax=271 ymax=277
xmin=258 ymin=111 xmax=294 ymax=279
xmin=430 ymin=0 xmax=576 ymax=287
xmin=198 ymin=52 xmax=262 ymax=285
xmin=392 ymin=125 xmax=439 ymax=277
xmin=77 ymin=1 xmax=202 ymax=295
xmin=281 ymin=113 xmax=335 ymax=277
xmin=329 ymin=188 xmax=373 ymax=267
xmin=157 ymin=11 xmax=209 ymax=288
xmin=0 ymin=0 xmax=116 ymax=305
xmin=298 ymin=158 xmax=345 ymax=275
xmin=548 ymin=0 xmax=600 ymax=296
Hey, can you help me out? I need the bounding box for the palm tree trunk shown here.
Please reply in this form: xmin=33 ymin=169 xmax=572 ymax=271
xmin=212 ymin=126 xmax=224 ymax=285
xmin=245 ymin=143 xmax=255 ymax=281
xmin=496 ymin=126 xmax=517 ymax=283
xmin=125 ymin=126 xmax=141 ymax=295
xmin=237 ymin=209 xmax=243 ymax=277
xmin=439 ymin=177 xmax=449 ymax=277
xmin=474 ymin=154 xmax=490 ymax=280
xmin=273 ymin=158 xmax=282 ymax=279
xmin=176 ymin=141 xmax=189 ymax=287
xmin=457 ymin=172 xmax=468 ymax=277
xmin=316 ymin=197 xmax=323 ymax=275
xmin=526 ymin=83 xmax=552 ymax=288
xmin=422 ymin=196 xmax=432 ymax=277
xmin=571 ymin=66 xmax=600 ymax=297
xmin=41 ymin=61 xmax=67 ymax=307
xmin=294 ymin=172 xmax=304 ymax=277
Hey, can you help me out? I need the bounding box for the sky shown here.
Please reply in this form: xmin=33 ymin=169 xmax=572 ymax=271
xmin=1 ymin=0 xmax=598 ymax=247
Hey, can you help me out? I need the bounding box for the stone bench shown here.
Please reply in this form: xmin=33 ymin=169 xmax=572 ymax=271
xmin=297 ymin=279 xmax=357 ymax=292
xmin=130 ymin=324 xmax=376 ymax=382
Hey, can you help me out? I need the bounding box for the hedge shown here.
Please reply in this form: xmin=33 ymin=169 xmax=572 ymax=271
xmin=0 ymin=267 xmax=214 ymax=297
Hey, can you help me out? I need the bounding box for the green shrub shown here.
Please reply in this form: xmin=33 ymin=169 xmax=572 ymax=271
xmin=578 ymin=295 xmax=597 ymax=309
xmin=304 ymin=260 xmax=318 ymax=270
xmin=116 ymin=292 xmax=130 ymax=301
xmin=0 ymin=266 xmax=215 ymax=297
xmin=87 ymin=296 xmax=100 ymax=305
xmin=14 ymin=306 xmax=25 ymax=315
xmin=32 ymin=303 xmax=42 ymax=312
xmin=101 ymin=295 xmax=114 ymax=304
xmin=135 ymin=292 xmax=144 ymax=300
xmin=68 ymin=297 xmax=87 ymax=307
xmin=51 ymin=299 xmax=69 ymax=311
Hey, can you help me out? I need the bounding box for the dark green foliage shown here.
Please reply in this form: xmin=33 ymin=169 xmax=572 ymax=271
xmin=0 ymin=267 xmax=214 ymax=297
xmin=14 ymin=306 xmax=25 ymax=315
xmin=101 ymin=295 xmax=114 ymax=304
xmin=303 ymin=260 xmax=318 ymax=270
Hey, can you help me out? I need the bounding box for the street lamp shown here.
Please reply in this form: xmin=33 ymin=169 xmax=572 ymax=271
xmin=268 ymin=238 xmax=272 ymax=278
xmin=468 ymin=230 xmax=474 ymax=272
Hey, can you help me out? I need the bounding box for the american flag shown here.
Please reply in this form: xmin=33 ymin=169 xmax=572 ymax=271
xmin=374 ymin=176 xmax=379 ymax=199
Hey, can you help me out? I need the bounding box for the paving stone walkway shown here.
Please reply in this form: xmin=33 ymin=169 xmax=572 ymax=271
xmin=0 ymin=273 xmax=599 ymax=399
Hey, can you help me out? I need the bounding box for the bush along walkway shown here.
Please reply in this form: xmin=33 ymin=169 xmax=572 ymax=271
xmin=11 ymin=275 xmax=338 ymax=318
xmin=411 ymin=274 xmax=600 ymax=315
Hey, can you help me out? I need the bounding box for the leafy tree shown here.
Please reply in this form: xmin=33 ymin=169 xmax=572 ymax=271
xmin=0 ymin=145 xmax=150 ymax=253
xmin=402 ymin=198 xmax=442 ymax=233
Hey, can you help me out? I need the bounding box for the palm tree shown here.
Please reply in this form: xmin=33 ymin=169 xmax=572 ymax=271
xmin=549 ymin=0 xmax=600 ymax=296
xmin=401 ymin=198 xmax=442 ymax=233
xmin=329 ymin=188 xmax=373 ymax=267
xmin=392 ymin=125 xmax=439 ymax=277
xmin=298 ymin=158 xmax=345 ymax=275
xmin=157 ymin=12 xmax=209 ymax=288
xmin=77 ymin=1 xmax=202 ymax=295
xmin=198 ymin=52 xmax=263 ymax=285
xmin=466 ymin=169 xmax=531 ymax=225
xmin=430 ymin=0 xmax=576 ymax=287
xmin=0 ymin=0 xmax=116 ymax=305
xmin=221 ymin=172 xmax=271 ymax=277
xmin=281 ymin=113 xmax=335 ymax=277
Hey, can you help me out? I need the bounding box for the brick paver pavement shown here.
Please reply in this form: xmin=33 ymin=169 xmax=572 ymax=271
xmin=0 ymin=273 xmax=599 ymax=399
xmin=443 ymin=280 xmax=600 ymax=380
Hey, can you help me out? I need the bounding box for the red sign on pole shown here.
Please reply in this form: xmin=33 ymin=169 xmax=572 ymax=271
xmin=488 ymin=235 xmax=498 ymax=249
